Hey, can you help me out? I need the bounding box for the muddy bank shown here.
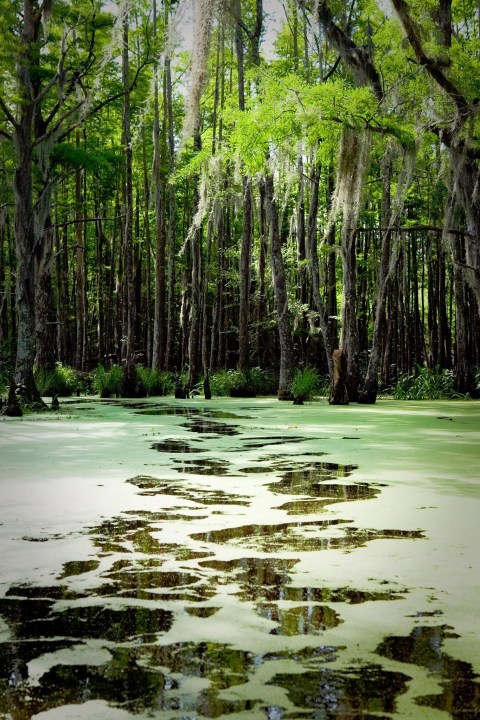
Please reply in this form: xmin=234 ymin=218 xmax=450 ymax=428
xmin=0 ymin=397 xmax=479 ymax=719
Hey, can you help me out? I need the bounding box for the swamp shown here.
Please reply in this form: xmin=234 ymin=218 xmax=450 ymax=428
xmin=1 ymin=0 xmax=480 ymax=716
xmin=1 ymin=396 xmax=479 ymax=719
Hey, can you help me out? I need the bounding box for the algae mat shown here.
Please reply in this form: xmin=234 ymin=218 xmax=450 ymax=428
xmin=0 ymin=397 xmax=479 ymax=719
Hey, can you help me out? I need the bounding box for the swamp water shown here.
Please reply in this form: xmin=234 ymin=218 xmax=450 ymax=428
xmin=0 ymin=397 xmax=479 ymax=719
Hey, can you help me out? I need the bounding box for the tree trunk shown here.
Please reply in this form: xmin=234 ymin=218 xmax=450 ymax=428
xmin=187 ymin=130 xmax=203 ymax=393
xmin=75 ymin=136 xmax=86 ymax=371
xmin=452 ymin=235 xmax=478 ymax=396
xmin=306 ymin=155 xmax=334 ymax=377
xmin=264 ymin=172 xmax=294 ymax=399
xmin=35 ymin=217 xmax=55 ymax=371
xmin=165 ymin=53 xmax=177 ymax=371
xmin=152 ymin=0 xmax=167 ymax=370
xmin=121 ymin=4 xmax=138 ymax=397
xmin=12 ymin=0 xmax=42 ymax=404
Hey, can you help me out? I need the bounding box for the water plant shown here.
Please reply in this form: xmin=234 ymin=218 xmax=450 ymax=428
xmin=210 ymin=367 xmax=277 ymax=397
xmin=34 ymin=363 xmax=79 ymax=397
xmin=136 ymin=367 xmax=175 ymax=396
xmin=92 ymin=364 xmax=124 ymax=398
xmin=289 ymin=367 xmax=321 ymax=404
xmin=393 ymin=366 xmax=457 ymax=400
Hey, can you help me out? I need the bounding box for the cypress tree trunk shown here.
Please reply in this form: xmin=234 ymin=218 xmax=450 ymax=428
xmin=264 ymin=173 xmax=294 ymax=399
xmin=238 ymin=177 xmax=252 ymax=373
xmin=151 ymin=0 xmax=167 ymax=370
xmin=234 ymin=0 xmax=252 ymax=376
xmin=165 ymin=54 xmax=177 ymax=371
xmin=75 ymin=135 xmax=86 ymax=371
xmin=255 ymin=178 xmax=268 ymax=367
xmin=35 ymin=217 xmax=55 ymax=371
xmin=121 ymin=3 xmax=138 ymax=397
xmin=451 ymin=234 xmax=478 ymax=396
xmin=12 ymin=0 xmax=43 ymax=405
xmin=306 ymin=156 xmax=333 ymax=377
xmin=187 ymin=130 xmax=203 ymax=393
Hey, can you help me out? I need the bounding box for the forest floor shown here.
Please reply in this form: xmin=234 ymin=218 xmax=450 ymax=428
xmin=0 ymin=396 xmax=479 ymax=719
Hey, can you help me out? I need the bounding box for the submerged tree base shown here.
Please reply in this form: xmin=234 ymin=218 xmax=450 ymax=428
xmin=329 ymin=349 xmax=349 ymax=405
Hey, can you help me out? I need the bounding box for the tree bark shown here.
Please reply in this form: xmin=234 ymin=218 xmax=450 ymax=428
xmin=121 ymin=3 xmax=138 ymax=397
xmin=152 ymin=0 xmax=167 ymax=370
xmin=264 ymin=172 xmax=294 ymax=399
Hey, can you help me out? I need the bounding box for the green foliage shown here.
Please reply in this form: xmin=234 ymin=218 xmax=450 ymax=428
xmin=51 ymin=143 xmax=121 ymax=173
xmin=289 ymin=367 xmax=321 ymax=402
xmin=135 ymin=366 xmax=175 ymax=397
xmin=35 ymin=363 xmax=79 ymax=397
xmin=393 ymin=366 xmax=458 ymax=400
xmin=0 ymin=366 xmax=8 ymax=398
xmin=210 ymin=367 xmax=277 ymax=397
xmin=92 ymin=364 xmax=124 ymax=398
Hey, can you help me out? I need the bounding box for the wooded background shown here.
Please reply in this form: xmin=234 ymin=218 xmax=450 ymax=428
xmin=0 ymin=0 xmax=479 ymax=405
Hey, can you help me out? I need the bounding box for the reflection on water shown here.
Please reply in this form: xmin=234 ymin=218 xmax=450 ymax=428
xmin=259 ymin=603 xmax=342 ymax=634
xmin=268 ymin=664 xmax=410 ymax=717
xmin=151 ymin=439 xmax=206 ymax=453
xmin=173 ymin=457 xmax=232 ymax=475
xmin=181 ymin=419 xmax=240 ymax=436
xmin=268 ymin=463 xmax=361 ymax=496
xmin=191 ymin=520 xmax=423 ymax=553
xmin=126 ymin=475 xmax=250 ymax=505
xmin=377 ymin=625 xmax=480 ymax=718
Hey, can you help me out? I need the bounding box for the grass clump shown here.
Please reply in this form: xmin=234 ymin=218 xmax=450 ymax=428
xmin=210 ymin=367 xmax=277 ymax=397
xmin=92 ymin=364 xmax=124 ymax=398
xmin=136 ymin=366 xmax=175 ymax=396
xmin=394 ymin=366 xmax=457 ymax=400
xmin=289 ymin=367 xmax=321 ymax=404
xmin=35 ymin=363 xmax=79 ymax=397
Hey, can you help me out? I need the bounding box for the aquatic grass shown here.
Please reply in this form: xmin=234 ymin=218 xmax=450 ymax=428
xmin=35 ymin=363 xmax=79 ymax=397
xmin=136 ymin=366 xmax=175 ymax=396
xmin=393 ymin=365 xmax=458 ymax=400
xmin=92 ymin=364 xmax=124 ymax=398
xmin=289 ymin=367 xmax=321 ymax=404
xmin=210 ymin=367 xmax=277 ymax=397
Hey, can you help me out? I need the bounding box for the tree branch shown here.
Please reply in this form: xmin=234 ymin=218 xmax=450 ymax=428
xmin=315 ymin=1 xmax=383 ymax=100
xmin=0 ymin=95 xmax=17 ymax=129
xmin=390 ymin=0 xmax=471 ymax=122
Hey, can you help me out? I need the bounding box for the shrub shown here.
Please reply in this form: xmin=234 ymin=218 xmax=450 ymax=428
xmin=289 ymin=367 xmax=321 ymax=404
xmin=35 ymin=363 xmax=79 ymax=397
xmin=394 ymin=365 xmax=456 ymax=400
xmin=92 ymin=364 xmax=124 ymax=398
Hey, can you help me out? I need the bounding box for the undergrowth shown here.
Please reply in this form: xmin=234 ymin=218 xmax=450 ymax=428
xmin=394 ymin=366 xmax=461 ymax=400
xmin=136 ymin=366 xmax=175 ymax=396
xmin=209 ymin=367 xmax=277 ymax=396
xmin=92 ymin=364 xmax=124 ymax=398
xmin=34 ymin=363 xmax=79 ymax=397
xmin=289 ymin=367 xmax=321 ymax=403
